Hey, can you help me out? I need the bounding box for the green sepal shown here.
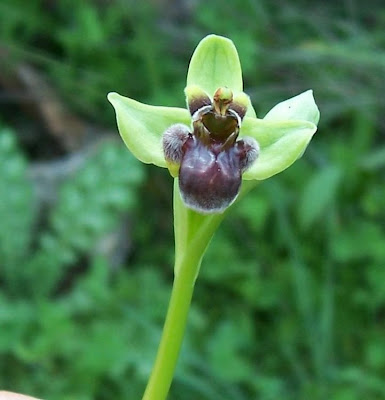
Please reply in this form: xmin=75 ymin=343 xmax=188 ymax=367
xmin=241 ymin=90 xmax=319 ymax=180
xmin=108 ymin=92 xmax=190 ymax=167
xmin=241 ymin=118 xmax=317 ymax=180
xmin=264 ymin=90 xmax=320 ymax=125
xmin=186 ymin=35 xmax=256 ymax=118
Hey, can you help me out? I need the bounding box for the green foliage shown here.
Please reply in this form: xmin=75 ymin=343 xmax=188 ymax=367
xmin=0 ymin=128 xmax=144 ymax=299
xmin=0 ymin=0 xmax=187 ymax=119
xmin=197 ymin=104 xmax=385 ymax=399
xmin=0 ymin=130 xmax=35 ymax=285
xmin=0 ymin=1 xmax=384 ymax=399
xmin=298 ymin=165 xmax=342 ymax=230
xmin=0 ymin=260 xmax=170 ymax=399
xmin=0 ymin=127 xmax=148 ymax=398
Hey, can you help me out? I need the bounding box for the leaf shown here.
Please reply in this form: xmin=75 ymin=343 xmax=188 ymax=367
xmin=241 ymin=118 xmax=317 ymax=180
xmin=264 ymin=90 xmax=320 ymax=125
xmin=108 ymin=92 xmax=191 ymax=167
xmin=298 ymin=165 xmax=342 ymax=230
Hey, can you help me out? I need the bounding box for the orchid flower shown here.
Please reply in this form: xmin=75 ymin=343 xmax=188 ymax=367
xmin=108 ymin=34 xmax=319 ymax=400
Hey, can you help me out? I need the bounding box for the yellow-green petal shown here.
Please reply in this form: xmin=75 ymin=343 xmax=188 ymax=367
xmin=108 ymin=92 xmax=191 ymax=167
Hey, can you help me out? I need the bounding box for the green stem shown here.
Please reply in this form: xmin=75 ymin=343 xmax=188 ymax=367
xmin=142 ymin=180 xmax=223 ymax=400
xmin=142 ymin=179 xmax=258 ymax=399
xmin=142 ymin=250 xmax=201 ymax=400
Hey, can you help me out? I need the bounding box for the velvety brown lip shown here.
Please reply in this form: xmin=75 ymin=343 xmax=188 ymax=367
xmin=163 ymin=88 xmax=259 ymax=214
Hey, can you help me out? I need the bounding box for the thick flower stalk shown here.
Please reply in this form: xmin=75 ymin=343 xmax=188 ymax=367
xmin=108 ymin=34 xmax=319 ymax=400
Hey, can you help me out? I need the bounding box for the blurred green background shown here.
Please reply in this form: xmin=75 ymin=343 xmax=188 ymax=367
xmin=0 ymin=1 xmax=384 ymax=399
